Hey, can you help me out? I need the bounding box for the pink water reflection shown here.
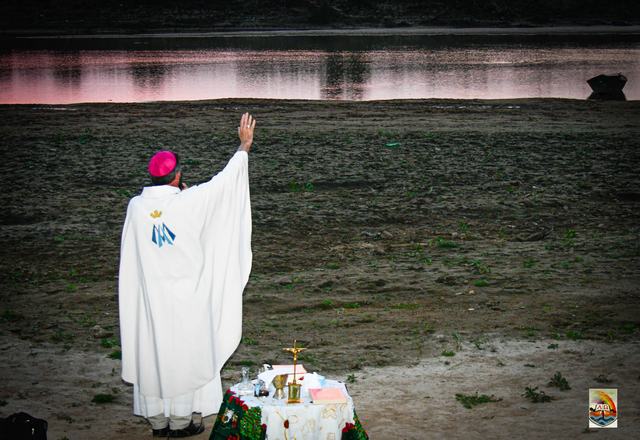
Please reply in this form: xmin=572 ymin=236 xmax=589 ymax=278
xmin=1 ymin=46 xmax=639 ymax=103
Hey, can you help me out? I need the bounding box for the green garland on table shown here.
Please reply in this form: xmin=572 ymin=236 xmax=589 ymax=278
xmin=341 ymin=410 xmax=369 ymax=440
xmin=240 ymin=407 xmax=265 ymax=439
xmin=210 ymin=390 xmax=266 ymax=440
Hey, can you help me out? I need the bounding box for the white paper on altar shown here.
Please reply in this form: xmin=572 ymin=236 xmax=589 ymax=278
xmin=301 ymin=372 xmax=326 ymax=397
xmin=257 ymin=368 xmax=289 ymax=387
xmin=258 ymin=364 xmax=307 ymax=386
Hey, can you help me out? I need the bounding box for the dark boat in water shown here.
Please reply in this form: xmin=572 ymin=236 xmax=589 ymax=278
xmin=587 ymin=73 xmax=627 ymax=100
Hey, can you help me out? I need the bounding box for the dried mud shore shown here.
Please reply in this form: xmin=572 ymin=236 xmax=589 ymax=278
xmin=0 ymin=99 xmax=639 ymax=439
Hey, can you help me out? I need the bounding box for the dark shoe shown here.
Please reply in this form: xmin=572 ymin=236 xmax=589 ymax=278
xmin=152 ymin=426 xmax=170 ymax=437
xmin=168 ymin=421 xmax=205 ymax=438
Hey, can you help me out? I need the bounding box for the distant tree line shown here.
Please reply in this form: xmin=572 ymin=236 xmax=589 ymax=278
xmin=1 ymin=0 xmax=638 ymax=35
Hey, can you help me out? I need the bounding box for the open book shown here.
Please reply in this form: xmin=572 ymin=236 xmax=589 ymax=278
xmin=309 ymin=388 xmax=347 ymax=404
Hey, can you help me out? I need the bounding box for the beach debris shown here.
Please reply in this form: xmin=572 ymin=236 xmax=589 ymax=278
xmin=360 ymin=230 xmax=382 ymax=239
xmin=92 ymin=325 xmax=112 ymax=339
xmin=588 ymin=73 xmax=627 ymax=93
xmin=384 ymin=142 xmax=400 ymax=148
xmin=515 ymin=229 xmax=550 ymax=242
xmin=594 ymin=374 xmax=612 ymax=384
xmin=587 ymin=73 xmax=627 ymax=100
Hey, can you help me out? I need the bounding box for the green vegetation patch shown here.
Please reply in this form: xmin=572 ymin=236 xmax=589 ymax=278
xmin=92 ymin=394 xmax=116 ymax=404
xmin=343 ymin=302 xmax=361 ymax=309
xmin=470 ymin=259 xmax=490 ymax=274
xmin=620 ymin=322 xmax=638 ymax=334
xmin=433 ymin=237 xmax=458 ymax=249
xmin=51 ymin=330 xmax=74 ymax=343
xmin=288 ymin=180 xmax=314 ymax=192
xmin=563 ymin=228 xmax=577 ymax=247
xmin=100 ymin=337 xmax=118 ymax=348
xmin=391 ymin=303 xmax=420 ymax=310
xmin=522 ymin=386 xmax=552 ymax=403
xmin=565 ymin=330 xmax=583 ymax=340
xmin=548 ymin=372 xmax=571 ymax=391
xmin=1 ymin=309 xmax=23 ymax=322
xmin=455 ymin=392 xmax=502 ymax=409
xmin=108 ymin=350 xmax=122 ymax=360
xmin=320 ymin=299 xmax=334 ymax=309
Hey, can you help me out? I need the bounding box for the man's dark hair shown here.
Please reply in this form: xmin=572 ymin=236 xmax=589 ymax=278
xmin=150 ymin=152 xmax=181 ymax=186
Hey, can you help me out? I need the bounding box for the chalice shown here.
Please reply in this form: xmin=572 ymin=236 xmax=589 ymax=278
xmin=272 ymin=374 xmax=288 ymax=400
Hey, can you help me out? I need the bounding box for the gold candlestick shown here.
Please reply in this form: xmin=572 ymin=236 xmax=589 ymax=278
xmin=283 ymin=339 xmax=306 ymax=403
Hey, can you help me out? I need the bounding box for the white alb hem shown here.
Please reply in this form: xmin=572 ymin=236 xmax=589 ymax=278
xmin=133 ymin=375 xmax=223 ymax=418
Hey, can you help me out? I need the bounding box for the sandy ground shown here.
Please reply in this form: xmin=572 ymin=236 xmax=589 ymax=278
xmin=3 ymin=333 xmax=638 ymax=439
xmin=351 ymin=337 xmax=640 ymax=439
xmin=0 ymin=98 xmax=639 ymax=438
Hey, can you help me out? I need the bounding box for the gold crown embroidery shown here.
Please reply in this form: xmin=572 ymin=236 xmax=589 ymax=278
xmin=150 ymin=210 xmax=162 ymax=219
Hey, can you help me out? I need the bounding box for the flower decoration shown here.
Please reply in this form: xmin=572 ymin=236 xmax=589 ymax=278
xmin=340 ymin=412 xmax=369 ymax=440
xmin=342 ymin=422 xmax=355 ymax=433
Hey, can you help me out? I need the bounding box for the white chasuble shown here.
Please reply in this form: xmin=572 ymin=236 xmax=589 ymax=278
xmin=118 ymin=150 xmax=252 ymax=417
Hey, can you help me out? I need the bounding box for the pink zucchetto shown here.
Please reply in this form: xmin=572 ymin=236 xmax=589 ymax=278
xmin=148 ymin=151 xmax=177 ymax=177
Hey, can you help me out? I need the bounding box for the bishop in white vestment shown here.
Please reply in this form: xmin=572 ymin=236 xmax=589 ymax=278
xmin=118 ymin=113 xmax=255 ymax=437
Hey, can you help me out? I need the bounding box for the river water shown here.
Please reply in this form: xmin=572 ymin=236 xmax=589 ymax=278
xmin=1 ymin=33 xmax=639 ymax=103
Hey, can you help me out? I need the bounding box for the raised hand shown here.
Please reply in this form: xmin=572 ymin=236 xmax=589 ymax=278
xmin=238 ymin=112 xmax=256 ymax=152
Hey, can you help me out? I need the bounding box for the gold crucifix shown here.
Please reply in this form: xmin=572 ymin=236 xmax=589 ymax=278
xmin=283 ymin=339 xmax=306 ymax=384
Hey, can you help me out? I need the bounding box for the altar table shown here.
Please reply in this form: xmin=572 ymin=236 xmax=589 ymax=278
xmin=209 ymin=379 xmax=368 ymax=440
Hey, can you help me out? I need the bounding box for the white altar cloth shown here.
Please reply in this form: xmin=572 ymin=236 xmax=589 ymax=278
xmin=230 ymin=379 xmax=355 ymax=440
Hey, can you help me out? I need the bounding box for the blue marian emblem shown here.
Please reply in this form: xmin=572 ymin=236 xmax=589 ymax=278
xmin=152 ymin=223 xmax=176 ymax=247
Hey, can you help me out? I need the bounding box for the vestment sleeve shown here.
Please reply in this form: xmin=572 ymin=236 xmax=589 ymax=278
xmin=184 ymin=150 xmax=252 ymax=372
xmin=118 ymin=200 xmax=140 ymax=385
